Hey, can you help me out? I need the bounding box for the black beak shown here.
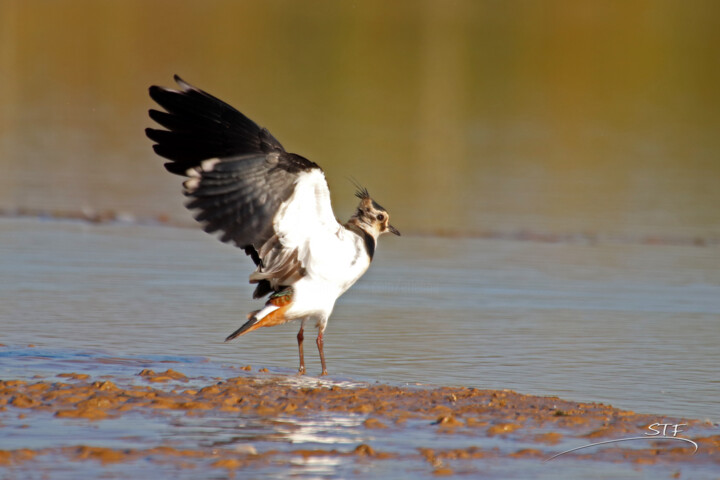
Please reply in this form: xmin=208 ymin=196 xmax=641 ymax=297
xmin=388 ymin=224 xmax=401 ymax=236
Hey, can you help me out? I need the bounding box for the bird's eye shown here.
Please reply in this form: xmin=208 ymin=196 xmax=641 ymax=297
xmin=376 ymin=213 xmax=385 ymax=222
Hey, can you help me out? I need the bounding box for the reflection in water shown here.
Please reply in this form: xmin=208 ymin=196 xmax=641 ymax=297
xmin=266 ymin=375 xmax=369 ymax=391
xmin=290 ymin=455 xmax=348 ymax=480
xmin=276 ymin=414 xmax=366 ymax=445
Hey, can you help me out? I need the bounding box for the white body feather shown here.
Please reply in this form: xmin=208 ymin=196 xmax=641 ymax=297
xmin=269 ymin=169 xmax=371 ymax=329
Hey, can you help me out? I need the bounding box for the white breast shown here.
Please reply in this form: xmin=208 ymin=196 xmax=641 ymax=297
xmin=288 ymin=229 xmax=371 ymax=321
xmin=271 ymin=169 xmax=372 ymax=321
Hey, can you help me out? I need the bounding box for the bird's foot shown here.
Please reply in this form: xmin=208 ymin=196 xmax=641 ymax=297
xmin=298 ymin=366 xmax=306 ymax=375
xmin=320 ymin=369 xmax=328 ymax=376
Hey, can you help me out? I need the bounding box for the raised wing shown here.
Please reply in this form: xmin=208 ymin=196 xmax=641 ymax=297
xmin=146 ymin=76 xmax=339 ymax=296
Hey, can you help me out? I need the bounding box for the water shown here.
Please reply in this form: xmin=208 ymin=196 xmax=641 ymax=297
xmin=2 ymin=218 xmax=718 ymax=423
xmin=1 ymin=217 xmax=719 ymax=478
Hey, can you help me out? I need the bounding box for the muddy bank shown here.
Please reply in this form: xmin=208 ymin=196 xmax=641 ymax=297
xmin=1 ymin=370 xmax=716 ymax=478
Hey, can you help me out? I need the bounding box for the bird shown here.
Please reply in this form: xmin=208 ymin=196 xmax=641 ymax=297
xmin=146 ymin=75 xmax=400 ymax=376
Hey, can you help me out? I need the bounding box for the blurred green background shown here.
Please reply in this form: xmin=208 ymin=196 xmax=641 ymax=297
xmin=1 ymin=0 xmax=719 ymax=239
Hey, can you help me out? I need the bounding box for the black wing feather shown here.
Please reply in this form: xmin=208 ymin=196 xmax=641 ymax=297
xmin=146 ymin=75 xmax=321 ymax=266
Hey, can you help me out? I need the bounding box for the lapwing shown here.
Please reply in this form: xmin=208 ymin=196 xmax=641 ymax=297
xmin=146 ymin=76 xmax=400 ymax=376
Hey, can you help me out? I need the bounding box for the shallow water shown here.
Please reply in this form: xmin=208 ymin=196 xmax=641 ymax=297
xmin=2 ymin=217 xmax=718 ymax=424
xmin=1 ymin=218 xmax=719 ymax=478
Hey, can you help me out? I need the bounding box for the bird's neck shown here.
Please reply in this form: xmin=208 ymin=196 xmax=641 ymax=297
xmin=344 ymin=218 xmax=377 ymax=260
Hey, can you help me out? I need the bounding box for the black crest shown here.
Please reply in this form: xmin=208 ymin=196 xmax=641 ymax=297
xmin=350 ymin=177 xmax=370 ymax=201
xmin=355 ymin=187 xmax=370 ymax=200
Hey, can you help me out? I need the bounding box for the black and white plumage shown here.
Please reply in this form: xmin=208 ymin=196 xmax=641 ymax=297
xmin=146 ymin=75 xmax=399 ymax=375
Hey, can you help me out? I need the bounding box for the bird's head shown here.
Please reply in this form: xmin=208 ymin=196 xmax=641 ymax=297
xmin=350 ymin=187 xmax=401 ymax=238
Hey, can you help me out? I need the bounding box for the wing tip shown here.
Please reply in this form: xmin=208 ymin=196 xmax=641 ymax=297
xmin=173 ymin=74 xmax=193 ymax=91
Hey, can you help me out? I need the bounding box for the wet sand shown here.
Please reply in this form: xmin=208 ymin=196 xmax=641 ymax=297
xmin=1 ymin=369 xmax=717 ymax=478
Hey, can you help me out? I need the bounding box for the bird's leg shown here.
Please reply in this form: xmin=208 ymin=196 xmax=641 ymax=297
xmin=316 ymin=331 xmax=328 ymax=376
xmin=297 ymin=327 xmax=306 ymax=375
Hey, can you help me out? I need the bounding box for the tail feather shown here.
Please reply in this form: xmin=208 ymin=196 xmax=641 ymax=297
xmin=224 ymin=303 xmax=293 ymax=341
xmin=225 ymin=309 xmax=262 ymax=342
xmin=225 ymin=287 xmax=295 ymax=342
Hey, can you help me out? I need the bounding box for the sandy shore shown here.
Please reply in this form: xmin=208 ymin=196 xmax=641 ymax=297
xmin=1 ymin=369 xmax=717 ymax=477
